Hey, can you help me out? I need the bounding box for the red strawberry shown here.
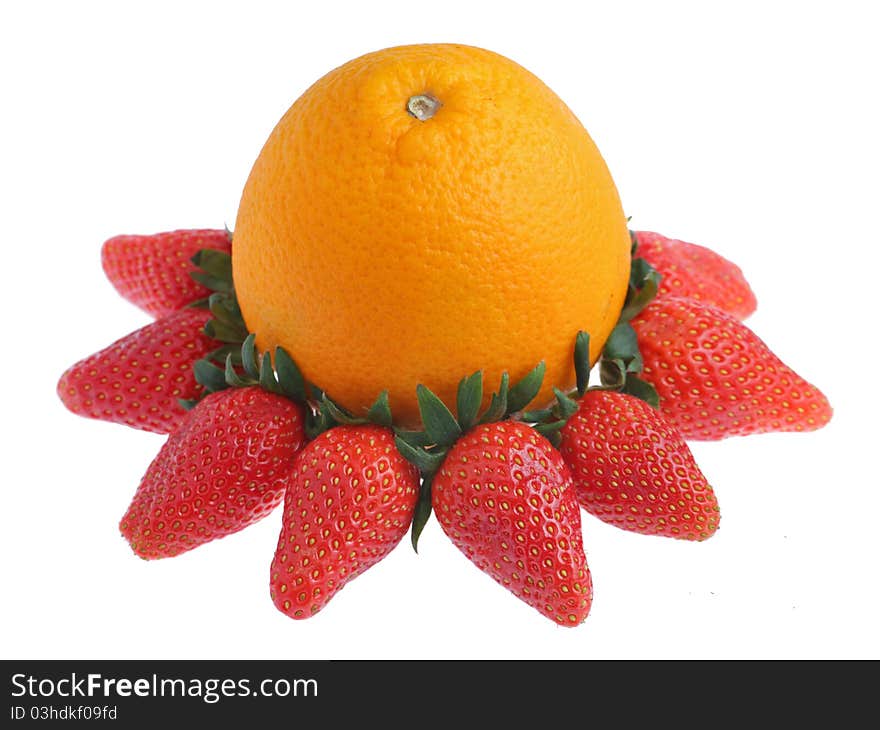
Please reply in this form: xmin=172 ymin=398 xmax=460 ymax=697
xmin=559 ymin=390 xmax=720 ymax=540
xmin=57 ymin=308 xmax=215 ymax=434
xmin=101 ymin=228 xmax=231 ymax=317
xmin=632 ymin=296 xmax=832 ymax=440
xmin=121 ymin=386 xmax=305 ymax=559
xmin=634 ymin=230 xmax=757 ymax=319
xmin=432 ymin=421 xmax=592 ymax=627
xmin=270 ymin=425 xmax=420 ymax=620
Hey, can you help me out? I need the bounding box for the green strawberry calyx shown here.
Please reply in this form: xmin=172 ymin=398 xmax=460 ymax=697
xmin=395 ymin=363 xmax=551 ymax=552
xmin=188 ymin=330 xmax=399 ymax=441
xmin=180 ymin=248 xmax=315 ymax=435
xmin=308 ymin=388 xmax=399 ymax=438
xmin=592 ymin=232 xmax=662 ymax=407
xmin=180 ymin=247 xmax=248 ymax=403
xmin=181 ymin=247 xmax=250 ymax=382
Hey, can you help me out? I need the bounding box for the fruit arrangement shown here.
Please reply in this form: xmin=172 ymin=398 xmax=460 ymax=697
xmin=57 ymin=44 xmax=831 ymax=626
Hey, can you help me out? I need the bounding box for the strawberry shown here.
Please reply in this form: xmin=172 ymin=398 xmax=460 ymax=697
xmin=432 ymin=421 xmax=592 ymax=627
xmin=634 ymin=230 xmax=757 ymax=320
xmin=101 ymin=228 xmax=232 ymax=317
xmin=558 ymin=389 xmax=720 ymax=540
xmin=631 ymin=296 xmax=832 ymax=440
xmin=270 ymin=424 xmax=419 ymax=620
xmin=120 ymin=386 xmax=305 ymax=559
xmin=57 ymin=308 xmax=216 ymax=434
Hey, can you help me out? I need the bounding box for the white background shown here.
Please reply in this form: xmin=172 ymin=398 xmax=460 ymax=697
xmin=2 ymin=0 xmax=877 ymax=659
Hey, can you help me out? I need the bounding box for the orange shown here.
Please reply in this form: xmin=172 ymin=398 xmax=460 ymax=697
xmin=233 ymin=44 xmax=631 ymax=428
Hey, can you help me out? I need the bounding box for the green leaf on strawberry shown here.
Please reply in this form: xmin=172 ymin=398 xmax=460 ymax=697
xmin=455 ymin=371 xmax=483 ymax=432
xmin=394 ymin=436 xmax=446 ymax=473
xmin=193 ymin=358 xmax=227 ymax=393
xmin=409 ymin=474 xmax=434 ymax=553
xmin=191 ymin=248 xmax=233 ymax=282
xmin=416 ymin=384 xmax=462 ymax=448
xmin=366 ymin=390 xmax=393 ymax=428
xmin=620 ymin=374 xmax=660 ymax=408
xmin=274 ymin=347 xmax=307 ymax=402
xmin=478 ymin=372 xmax=509 ymax=424
xmin=619 ymin=251 xmax=662 ymax=322
xmin=585 ymin=246 xmax=661 ymax=409
xmin=602 ymin=321 xmax=640 ymax=364
xmin=241 ymin=334 xmax=259 ymax=379
xmin=574 ymin=330 xmax=591 ymax=396
xmin=506 ymin=361 xmax=546 ymax=414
